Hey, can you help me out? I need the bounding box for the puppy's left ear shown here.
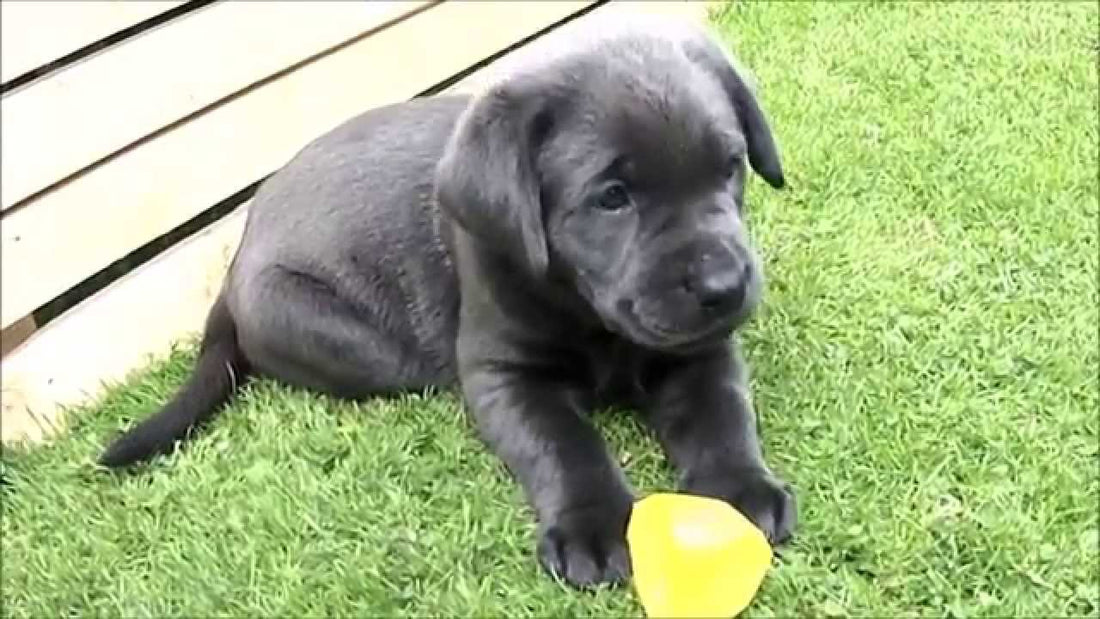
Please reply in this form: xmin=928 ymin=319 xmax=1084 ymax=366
xmin=683 ymin=35 xmax=786 ymax=189
xmin=435 ymin=80 xmax=551 ymax=276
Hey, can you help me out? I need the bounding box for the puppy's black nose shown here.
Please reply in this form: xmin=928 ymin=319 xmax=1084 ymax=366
xmin=689 ymin=265 xmax=747 ymax=312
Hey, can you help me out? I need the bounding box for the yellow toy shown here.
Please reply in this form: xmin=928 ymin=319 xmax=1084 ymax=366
xmin=627 ymin=493 xmax=773 ymax=618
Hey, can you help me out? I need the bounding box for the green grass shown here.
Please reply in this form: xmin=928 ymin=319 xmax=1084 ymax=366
xmin=4 ymin=2 xmax=1098 ymax=616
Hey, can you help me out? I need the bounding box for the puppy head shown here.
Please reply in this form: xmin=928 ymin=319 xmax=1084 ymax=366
xmin=436 ymin=24 xmax=785 ymax=352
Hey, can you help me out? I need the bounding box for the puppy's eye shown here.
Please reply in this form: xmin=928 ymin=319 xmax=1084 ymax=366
xmin=595 ymin=182 xmax=631 ymax=211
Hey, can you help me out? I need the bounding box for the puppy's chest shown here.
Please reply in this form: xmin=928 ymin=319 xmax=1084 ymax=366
xmin=586 ymin=336 xmax=651 ymax=409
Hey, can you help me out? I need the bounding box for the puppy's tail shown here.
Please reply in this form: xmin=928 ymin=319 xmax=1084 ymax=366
xmin=98 ymin=294 xmax=248 ymax=468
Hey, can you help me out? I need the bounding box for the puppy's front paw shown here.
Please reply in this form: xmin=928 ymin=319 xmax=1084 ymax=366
xmin=682 ymin=467 xmax=796 ymax=545
xmin=536 ymin=501 xmax=633 ymax=588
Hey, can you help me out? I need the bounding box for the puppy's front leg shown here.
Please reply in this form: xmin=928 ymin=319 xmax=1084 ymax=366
xmin=462 ymin=368 xmax=634 ymax=587
xmin=644 ymin=341 xmax=796 ymax=545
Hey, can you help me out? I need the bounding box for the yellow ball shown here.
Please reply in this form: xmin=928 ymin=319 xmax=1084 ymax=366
xmin=627 ymin=493 xmax=773 ymax=618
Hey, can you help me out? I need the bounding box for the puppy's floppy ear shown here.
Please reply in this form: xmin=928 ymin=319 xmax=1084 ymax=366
xmin=435 ymin=79 xmax=551 ymax=276
xmin=682 ymin=35 xmax=786 ymax=189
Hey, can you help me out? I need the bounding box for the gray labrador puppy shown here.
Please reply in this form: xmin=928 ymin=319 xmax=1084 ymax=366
xmin=100 ymin=19 xmax=795 ymax=588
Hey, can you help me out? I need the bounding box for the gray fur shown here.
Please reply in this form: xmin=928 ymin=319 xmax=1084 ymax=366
xmin=100 ymin=21 xmax=796 ymax=589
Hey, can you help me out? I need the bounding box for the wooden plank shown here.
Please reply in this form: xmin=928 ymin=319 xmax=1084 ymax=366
xmin=0 ymin=1 xmax=433 ymax=210
xmin=1 ymin=207 xmax=247 ymax=444
xmin=1 ymin=314 xmax=36 ymax=358
xmin=1 ymin=1 xmax=599 ymax=444
xmin=0 ymin=1 xmax=185 ymax=84
xmin=440 ymin=0 xmax=713 ymax=96
xmin=0 ymin=0 xmax=592 ymax=331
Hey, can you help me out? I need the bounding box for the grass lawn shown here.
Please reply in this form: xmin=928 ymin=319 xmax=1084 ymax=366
xmin=3 ymin=2 xmax=1097 ymax=616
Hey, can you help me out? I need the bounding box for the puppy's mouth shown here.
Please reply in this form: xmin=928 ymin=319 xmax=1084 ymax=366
xmin=609 ymin=300 xmax=740 ymax=354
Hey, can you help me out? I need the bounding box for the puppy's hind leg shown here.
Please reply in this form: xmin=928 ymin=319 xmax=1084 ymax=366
xmin=234 ymin=265 xmax=450 ymax=400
